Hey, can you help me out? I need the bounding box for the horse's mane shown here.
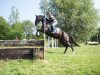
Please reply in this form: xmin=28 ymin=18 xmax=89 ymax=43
xmin=38 ymin=15 xmax=51 ymax=24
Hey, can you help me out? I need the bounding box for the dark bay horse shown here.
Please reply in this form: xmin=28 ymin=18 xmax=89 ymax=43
xmin=35 ymin=15 xmax=79 ymax=53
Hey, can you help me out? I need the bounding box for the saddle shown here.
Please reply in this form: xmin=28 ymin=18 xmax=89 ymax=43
xmin=54 ymin=28 xmax=60 ymax=34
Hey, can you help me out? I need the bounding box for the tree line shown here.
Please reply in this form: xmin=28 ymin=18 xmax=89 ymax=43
xmin=0 ymin=0 xmax=100 ymax=42
xmin=0 ymin=6 xmax=40 ymax=40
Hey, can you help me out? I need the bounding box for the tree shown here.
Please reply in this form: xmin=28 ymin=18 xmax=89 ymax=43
xmin=22 ymin=20 xmax=34 ymax=39
xmin=8 ymin=6 xmax=19 ymax=25
xmin=0 ymin=16 xmax=11 ymax=40
xmin=40 ymin=0 xmax=100 ymax=42
xmin=40 ymin=0 xmax=53 ymax=14
xmin=10 ymin=22 xmax=24 ymax=40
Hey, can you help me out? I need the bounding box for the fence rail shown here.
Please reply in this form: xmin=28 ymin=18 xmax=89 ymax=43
xmin=0 ymin=40 xmax=44 ymax=47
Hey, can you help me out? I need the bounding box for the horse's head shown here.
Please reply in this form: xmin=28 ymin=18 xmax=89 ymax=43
xmin=35 ymin=15 xmax=51 ymax=33
xmin=35 ymin=15 xmax=45 ymax=26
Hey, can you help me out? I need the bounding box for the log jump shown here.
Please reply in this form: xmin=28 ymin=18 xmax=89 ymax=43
xmin=0 ymin=40 xmax=44 ymax=59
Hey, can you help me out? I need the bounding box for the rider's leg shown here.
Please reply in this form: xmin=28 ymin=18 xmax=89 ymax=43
xmin=51 ymin=25 xmax=53 ymax=32
xmin=51 ymin=20 xmax=58 ymax=32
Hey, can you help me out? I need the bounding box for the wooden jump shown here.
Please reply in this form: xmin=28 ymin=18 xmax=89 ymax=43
xmin=0 ymin=40 xmax=44 ymax=59
xmin=86 ymin=41 xmax=99 ymax=45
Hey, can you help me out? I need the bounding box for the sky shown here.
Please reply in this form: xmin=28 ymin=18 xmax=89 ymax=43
xmin=0 ymin=0 xmax=100 ymax=23
xmin=0 ymin=0 xmax=41 ymax=22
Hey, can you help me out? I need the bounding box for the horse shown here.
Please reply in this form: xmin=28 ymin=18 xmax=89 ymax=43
xmin=35 ymin=15 xmax=79 ymax=53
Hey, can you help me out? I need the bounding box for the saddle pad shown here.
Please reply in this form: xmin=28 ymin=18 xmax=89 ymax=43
xmin=54 ymin=28 xmax=60 ymax=34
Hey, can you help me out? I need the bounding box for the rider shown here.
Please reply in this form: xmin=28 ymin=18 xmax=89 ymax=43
xmin=47 ymin=12 xmax=58 ymax=33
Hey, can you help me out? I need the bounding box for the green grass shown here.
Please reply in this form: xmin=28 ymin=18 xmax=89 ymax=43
xmin=0 ymin=45 xmax=100 ymax=75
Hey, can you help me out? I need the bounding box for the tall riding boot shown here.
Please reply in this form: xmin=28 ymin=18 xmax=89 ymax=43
xmin=51 ymin=26 xmax=53 ymax=32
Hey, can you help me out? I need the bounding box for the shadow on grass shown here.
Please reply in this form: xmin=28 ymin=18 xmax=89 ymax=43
xmin=46 ymin=51 xmax=64 ymax=54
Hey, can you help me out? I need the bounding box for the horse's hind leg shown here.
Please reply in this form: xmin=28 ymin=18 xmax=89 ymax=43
xmin=67 ymin=42 xmax=75 ymax=53
xmin=64 ymin=46 xmax=68 ymax=54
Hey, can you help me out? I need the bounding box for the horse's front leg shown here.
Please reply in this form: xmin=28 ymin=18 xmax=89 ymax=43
xmin=37 ymin=28 xmax=43 ymax=32
xmin=36 ymin=28 xmax=44 ymax=35
xmin=36 ymin=28 xmax=41 ymax=36
xmin=36 ymin=30 xmax=39 ymax=36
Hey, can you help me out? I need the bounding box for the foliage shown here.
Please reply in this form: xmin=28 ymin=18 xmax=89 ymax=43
xmin=40 ymin=0 xmax=100 ymax=42
xmin=0 ymin=45 xmax=100 ymax=75
xmin=22 ymin=20 xmax=34 ymax=39
xmin=9 ymin=22 xmax=24 ymax=40
xmin=0 ymin=6 xmax=37 ymax=40
xmin=8 ymin=6 xmax=19 ymax=25
xmin=40 ymin=0 xmax=53 ymax=14
xmin=0 ymin=16 xmax=11 ymax=40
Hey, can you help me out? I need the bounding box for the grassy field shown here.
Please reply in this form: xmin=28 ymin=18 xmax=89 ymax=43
xmin=0 ymin=44 xmax=100 ymax=75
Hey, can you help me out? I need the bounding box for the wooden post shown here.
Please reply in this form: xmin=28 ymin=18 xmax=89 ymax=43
xmin=52 ymin=38 xmax=54 ymax=48
xmin=54 ymin=39 xmax=58 ymax=48
xmin=44 ymin=0 xmax=47 ymax=58
xmin=54 ymin=39 xmax=56 ymax=48
xmin=57 ymin=39 xmax=58 ymax=47
xmin=98 ymin=34 xmax=100 ymax=44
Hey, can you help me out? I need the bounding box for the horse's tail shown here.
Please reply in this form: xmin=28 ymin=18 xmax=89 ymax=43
xmin=70 ymin=35 xmax=80 ymax=47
